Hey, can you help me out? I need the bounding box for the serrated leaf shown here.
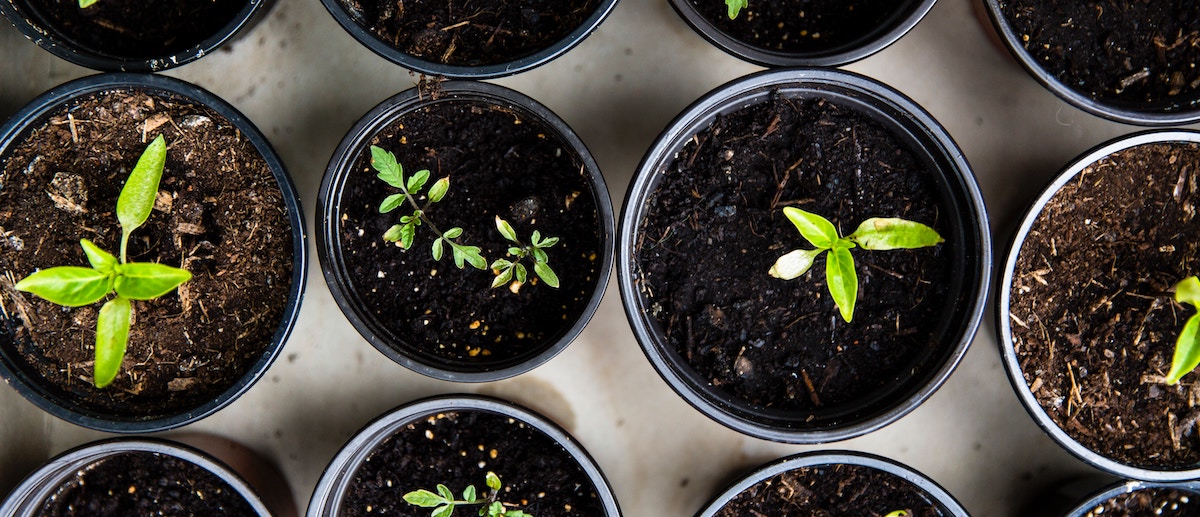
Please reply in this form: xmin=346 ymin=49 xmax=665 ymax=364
xmin=462 ymin=485 xmax=477 ymax=503
xmin=428 ymin=177 xmax=450 ymax=203
xmin=380 ymin=193 xmax=407 ymax=213
xmin=514 ymin=263 xmax=527 ymax=283
xmin=768 ymin=248 xmax=823 ymax=280
xmin=444 ymin=227 xmax=464 ymax=239
xmin=404 ymin=489 xmax=446 ymax=508
xmin=455 ymin=246 xmax=486 ymax=270
xmin=491 ymin=267 xmax=513 ymax=289
xmin=1168 ymin=314 xmax=1200 ymax=385
xmin=80 ymin=239 xmax=117 ymax=273
xmin=432 ymin=238 xmax=445 ymax=261
xmin=370 ymin=145 xmax=404 ymax=188
xmin=14 ymin=266 xmax=112 ymax=307
xmin=848 ymin=218 xmax=943 ymax=250
xmin=826 ymin=246 xmax=858 ymax=323
xmin=534 ymin=261 xmax=559 ymax=288
xmin=782 ymin=207 xmax=839 ymax=249
xmin=94 ymin=296 xmax=131 ymax=388
xmin=1177 ymin=277 xmax=1200 ymax=307
xmin=486 ymin=472 xmax=501 ymax=491
xmin=408 ymin=169 xmax=430 ymax=193
xmin=114 ymin=263 xmax=191 ymax=300
xmin=496 ymin=217 xmax=518 ymax=242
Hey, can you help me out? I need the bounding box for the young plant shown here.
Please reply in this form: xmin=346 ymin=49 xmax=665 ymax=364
xmin=884 ymin=511 xmax=911 ymax=517
xmin=78 ymin=0 xmax=98 ymax=7
xmin=372 ymin=145 xmax=485 ymax=270
xmin=1166 ymin=276 xmax=1200 ymax=385
xmin=768 ymin=207 xmax=943 ymax=323
xmin=403 ymin=471 xmax=532 ymax=517
xmin=490 ymin=217 xmax=560 ymax=290
xmin=13 ymin=135 xmax=191 ymax=388
xmin=725 ymin=0 xmax=747 ymax=18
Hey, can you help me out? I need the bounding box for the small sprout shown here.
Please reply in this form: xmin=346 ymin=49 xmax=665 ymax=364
xmin=78 ymin=0 xmax=98 ymax=7
xmin=725 ymin=0 xmax=747 ymax=18
xmin=1167 ymin=276 xmax=1200 ymax=385
xmin=490 ymin=217 xmax=560 ymax=290
xmin=768 ymin=207 xmax=943 ymax=322
xmin=14 ymin=135 xmax=191 ymax=388
xmin=404 ymin=472 xmax=532 ymax=517
xmin=884 ymin=511 xmax=911 ymax=517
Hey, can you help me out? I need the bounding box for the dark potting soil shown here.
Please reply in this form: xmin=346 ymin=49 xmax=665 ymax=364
xmin=713 ymin=464 xmax=948 ymax=517
xmin=23 ymin=0 xmax=246 ymax=59
xmin=686 ymin=0 xmax=912 ymax=55
xmin=1010 ymin=142 xmax=1200 ymax=469
xmin=637 ymin=94 xmax=954 ymax=413
xmin=1082 ymin=487 xmax=1200 ymax=517
xmin=339 ymin=410 xmax=604 ymax=516
xmin=337 ymin=99 xmax=602 ymax=368
xmin=0 ymin=89 xmax=293 ymax=418
xmin=999 ymin=0 xmax=1200 ymax=112
xmin=36 ymin=450 xmax=257 ymax=516
xmin=337 ymin=0 xmax=602 ymax=66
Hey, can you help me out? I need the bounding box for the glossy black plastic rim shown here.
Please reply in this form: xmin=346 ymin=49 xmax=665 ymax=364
xmin=1063 ymin=479 xmax=1200 ymax=517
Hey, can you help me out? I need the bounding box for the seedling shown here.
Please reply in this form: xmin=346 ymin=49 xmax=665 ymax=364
xmin=372 ymin=145 xmax=486 ymax=270
xmin=725 ymin=0 xmax=747 ymax=18
xmin=884 ymin=511 xmax=911 ymax=517
xmin=490 ymin=217 xmax=560 ymax=290
xmin=13 ymin=135 xmax=191 ymax=388
xmin=78 ymin=0 xmax=98 ymax=7
xmin=768 ymin=207 xmax=943 ymax=323
xmin=404 ymin=471 xmax=532 ymax=517
xmin=1166 ymin=276 xmax=1200 ymax=385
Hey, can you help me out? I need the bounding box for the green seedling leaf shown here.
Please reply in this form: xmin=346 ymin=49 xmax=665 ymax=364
xmin=768 ymin=248 xmax=824 ymax=280
xmin=371 ymin=145 xmax=404 ymax=188
xmin=14 ymin=267 xmax=111 ymax=307
xmin=94 ymin=296 xmax=131 ymax=388
xmin=508 ymin=246 xmax=524 ymax=257
xmin=113 ymin=263 xmax=191 ymax=300
xmin=492 ymin=267 xmax=513 ymax=289
xmin=884 ymin=511 xmax=910 ymax=517
xmin=432 ymin=505 xmax=454 ymax=517
xmin=428 ymin=177 xmax=450 ymax=203
xmin=462 ymin=485 xmax=477 ymax=503
xmin=496 ymin=217 xmax=518 ymax=242
xmin=826 ymin=246 xmax=858 ymax=322
xmin=437 ymin=485 xmax=455 ymax=502
xmin=408 ymin=169 xmax=430 ymax=193
xmin=491 ymin=259 xmax=513 ymax=270
xmin=432 ymin=238 xmax=445 ymax=261
xmin=506 ymin=511 xmax=531 ymax=517
xmin=725 ymin=0 xmax=746 ymax=18
xmin=1178 ymin=276 xmax=1200 ymax=306
xmin=117 ymin=135 xmax=167 ymax=262
xmin=849 ymin=218 xmax=944 ymax=250
xmin=384 ymin=224 xmax=405 ymax=243
xmin=782 ymin=207 xmax=838 ymax=249
xmin=400 ymin=223 xmax=417 ymax=249
xmin=444 ymin=227 xmax=464 ymax=239
xmin=380 ymin=194 xmax=407 ymax=213
xmin=404 ymin=490 xmax=446 ymax=508
xmin=531 ymin=247 xmax=548 ymax=264
xmin=534 ymin=262 xmax=559 ymax=288
xmin=80 ymin=239 xmax=117 ymax=273
xmin=79 ymin=0 xmax=98 ymax=7
xmin=514 ymin=263 xmax=528 ymax=283
xmin=485 ymin=472 xmax=501 ymax=492
xmin=539 ymin=236 xmax=559 ymax=248
xmin=1167 ymin=276 xmax=1200 ymax=385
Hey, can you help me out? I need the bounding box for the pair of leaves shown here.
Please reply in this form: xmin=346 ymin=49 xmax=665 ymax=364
xmin=403 ymin=473 xmax=531 ymax=517
xmin=724 ymin=0 xmax=747 ymax=18
xmin=1167 ymin=276 xmax=1200 ymax=385
xmin=490 ymin=217 xmax=560 ymax=289
xmin=432 ymin=227 xmax=487 ymax=270
xmin=768 ymin=207 xmax=943 ymax=322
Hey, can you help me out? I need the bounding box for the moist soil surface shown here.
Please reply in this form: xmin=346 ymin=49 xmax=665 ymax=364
xmin=337 ymin=98 xmax=602 ymax=369
xmin=636 ymin=93 xmax=955 ymax=415
xmin=36 ymin=450 xmax=257 ymax=516
xmin=713 ymin=463 xmax=948 ymax=516
xmin=1082 ymin=487 xmax=1200 ymax=517
xmin=1010 ymin=142 xmax=1200 ymax=469
xmin=24 ymin=0 xmax=246 ymax=59
xmin=999 ymin=0 xmax=1200 ymax=112
xmin=0 ymin=89 xmax=293 ymax=419
xmin=339 ymin=410 xmax=604 ymax=516
xmin=337 ymin=0 xmax=603 ymax=67
xmin=687 ymin=0 xmax=913 ymax=55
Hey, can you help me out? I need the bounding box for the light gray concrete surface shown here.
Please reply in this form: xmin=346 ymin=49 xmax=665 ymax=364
xmin=2 ymin=0 xmax=1198 ymax=515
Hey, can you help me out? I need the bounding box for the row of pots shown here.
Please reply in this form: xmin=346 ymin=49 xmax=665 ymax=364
xmin=3 ymin=0 xmax=1198 ymax=124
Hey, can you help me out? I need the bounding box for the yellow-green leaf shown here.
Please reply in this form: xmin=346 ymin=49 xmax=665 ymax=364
xmin=1177 ymin=276 xmax=1200 ymax=307
xmin=486 ymin=472 xmax=502 ymax=491
xmin=849 ymin=218 xmax=944 ymax=250
xmin=95 ymin=296 xmax=131 ymax=388
xmin=114 ymin=263 xmax=191 ymax=300
xmin=826 ymin=246 xmax=858 ymax=322
xmin=725 ymin=0 xmax=746 ymax=18
xmin=78 ymin=0 xmax=98 ymax=7
xmin=117 ymin=136 xmax=167 ymax=257
xmin=782 ymin=207 xmax=838 ymax=249
xmin=496 ymin=217 xmax=518 ymax=242
xmin=14 ymin=267 xmax=111 ymax=307
xmin=403 ymin=489 xmax=446 ymax=508
xmin=428 ymin=177 xmax=450 ymax=203
xmin=768 ymin=248 xmax=823 ymax=280
xmin=1167 ymin=314 xmax=1200 ymax=385
xmin=80 ymin=239 xmax=117 ymax=273
xmin=534 ymin=261 xmax=559 ymax=288
xmin=371 ymin=145 xmax=403 ymax=188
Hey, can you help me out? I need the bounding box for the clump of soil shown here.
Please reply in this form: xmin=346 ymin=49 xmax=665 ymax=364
xmin=22 ymin=0 xmax=246 ymax=59
xmin=1010 ymin=142 xmax=1200 ymax=469
xmin=340 ymin=410 xmax=604 ymax=517
xmin=336 ymin=98 xmax=603 ymax=369
xmin=36 ymin=450 xmax=257 ymax=516
xmin=1083 ymin=487 xmax=1200 ymax=517
xmin=686 ymin=0 xmax=914 ymax=55
xmin=999 ymin=0 xmax=1200 ymax=112
xmin=0 ymin=88 xmax=294 ymax=419
xmin=713 ymin=464 xmax=948 ymax=516
xmin=636 ymin=93 xmax=955 ymax=414
xmin=337 ymin=0 xmax=603 ymax=66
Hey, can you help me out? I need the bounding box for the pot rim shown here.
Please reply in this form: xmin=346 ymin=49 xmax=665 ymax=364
xmin=981 ymin=0 xmax=1200 ymax=126
xmin=317 ymin=0 xmax=617 ymax=79
xmin=0 ymin=0 xmax=272 ymax=72
xmin=619 ymin=67 xmax=991 ymax=443
xmin=0 ymin=437 xmax=273 ymax=516
xmin=667 ymin=0 xmax=936 ymax=67
xmin=997 ymin=129 xmax=1200 ymax=481
xmin=693 ymin=450 xmax=969 ymax=517
xmin=305 ymin=394 xmax=622 ymax=517
xmin=0 ymin=72 xmax=309 ymax=433
xmin=317 ymin=80 xmax=614 ymax=382
xmin=1062 ymin=479 xmax=1200 ymax=517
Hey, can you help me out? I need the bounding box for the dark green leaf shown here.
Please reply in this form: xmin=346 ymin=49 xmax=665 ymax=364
xmin=826 ymin=247 xmax=858 ymax=322
xmin=534 ymin=262 xmax=559 ymax=288
xmin=14 ymin=267 xmax=112 ymax=307
xmin=80 ymin=239 xmax=117 ymax=273
xmin=848 ymin=218 xmax=943 ymax=250
xmin=768 ymin=249 xmax=823 ymax=280
xmin=380 ymin=194 xmax=407 ymax=213
xmin=428 ymin=177 xmax=450 ymax=203
xmin=114 ymin=263 xmax=191 ymax=300
xmin=491 ymin=267 xmax=513 ymax=289
xmin=371 ymin=145 xmax=404 ymax=188
xmin=404 ymin=489 xmax=446 ymax=508
xmin=495 ymin=217 xmax=518 ymax=242
xmin=94 ymin=296 xmax=131 ymax=388
xmin=782 ymin=207 xmax=838 ymax=249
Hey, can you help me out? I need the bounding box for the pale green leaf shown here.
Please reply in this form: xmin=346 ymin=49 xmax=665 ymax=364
xmin=384 ymin=224 xmax=404 ymax=242
xmin=1168 ymin=314 xmax=1200 ymax=385
xmin=444 ymin=227 xmax=464 ymax=239
xmin=114 ymin=263 xmax=190 ymax=300
xmin=408 ymin=169 xmax=430 ymax=193
xmin=531 ymin=248 xmax=548 ymax=264
xmin=490 ymin=259 xmax=513 ymax=270
xmin=432 ymin=504 xmax=454 ymax=517
xmin=884 ymin=512 xmax=910 ymax=517
xmin=14 ymin=267 xmax=111 ymax=307
xmin=454 ymin=245 xmax=486 ymax=270
xmin=432 ymin=238 xmax=445 ymax=261
xmin=462 ymin=485 xmax=477 ymax=503
xmin=437 ymin=485 xmax=454 ymax=501
xmin=534 ymin=262 xmax=559 ymax=288
xmin=79 ymin=0 xmax=98 ymax=7
xmin=428 ymin=177 xmax=450 ymax=203
xmin=1177 ymin=276 xmax=1200 ymax=307
xmin=725 ymin=0 xmax=747 ymax=18
xmin=94 ymin=296 xmax=131 ymax=388
xmin=513 ymin=263 xmax=527 ymax=283
xmin=485 ymin=472 xmax=501 ymax=492
xmin=508 ymin=247 xmax=524 ymax=257
xmin=400 ymin=223 xmax=416 ymax=249
xmin=848 ymin=218 xmax=943 ymax=250
xmin=782 ymin=207 xmax=838 ymax=249
xmin=80 ymin=239 xmax=117 ymax=273
xmin=491 ymin=267 xmax=513 ymax=289
xmin=487 ymin=502 xmax=505 ymax=517
xmin=370 ymin=146 xmax=403 ymax=188
xmin=117 ymin=135 xmax=167 ymax=236
xmin=404 ymin=489 xmax=446 ymax=508
xmin=505 ymin=511 xmax=531 ymax=517
xmin=768 ymin=248 xmax=823 ymax=280
xmin=380 ymin=193 xmax=407 ymax=213
xmin=826 ymin=246 xmax=858 ymax=322
xmin=530 ymin=230 xmax=542 ymax=244
xmin=539 ymin=236 xmax=559 ymax=248
xmin=496 ymin=217 xmax=518 ymax=242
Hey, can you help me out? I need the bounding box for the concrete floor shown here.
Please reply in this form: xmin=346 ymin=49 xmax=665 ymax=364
xmin=2 ymin=0 xmax=1199 ymax=515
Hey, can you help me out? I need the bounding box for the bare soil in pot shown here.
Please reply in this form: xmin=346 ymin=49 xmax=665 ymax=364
xmin=337 ymin=0 xmax=602 ymax=66
xmin=0 ymin=88 xmax=294 ymax=418
xmin=20 ymin=0 xmax=246 ymax=58
xmin=998 ymin=0 xmax=1200 ymax=112
xmin=1081 ymin=487 xmax=1200 ymax=517
xmin=685 ymin=0 xmax=911 ymax=54
xmin=336 ymin=98 xmax=603 ymax=367
xmin=636 ymin=93 xmax=954 ymax=413
xmin=338 ymin=409 xmax=605 ymax=516
xmin=1009 ymin=142 xmax=1200 ymax=469
xmin=712 ymin=464 xmax=949 ymax=516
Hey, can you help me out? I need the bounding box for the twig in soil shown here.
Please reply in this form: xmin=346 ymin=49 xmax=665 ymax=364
xmin=800 ymin=368 xmax=821 ymax=406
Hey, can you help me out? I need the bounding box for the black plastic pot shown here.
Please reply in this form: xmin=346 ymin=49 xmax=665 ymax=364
xmin=694 ymin=451 xmax=969 ymax=516
xmin=318 ymin=81 xmax=613 ymax=382
xmin=982 ymin=0 xmax=1200 ymax=126
xmin=0 ymin=0 xmax=272 ymax=72
xmin=669 ymin=0 xmax=936 ymax=67
xmin=0 ymin=436 xmax=295 ymax=516
xmin=0 ymin=73 xmax=308 ymax=433
xmin=306 ymin=394 xmax=622 ymax=516
xmin=319 ymin=0 xmax=616 ymax=79
xmin=619 ymin=68 xmax=990 ymax=443
xmin=997 ymin=130 xmax=1200 ymax=481
xmin=1041 ymin=479 xmax=1200 ymax=517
